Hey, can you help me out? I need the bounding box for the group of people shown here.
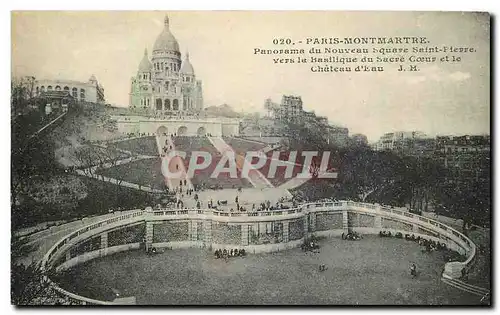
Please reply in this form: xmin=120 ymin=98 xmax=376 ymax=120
xmin=416 ymin=237 xmax=448 ymax=252
xmin=301 ymin=240 xmax=320 ymax=252
xmin=379 ymin=230 xmax=394 ymax=237
xmin=380 ymin=231 xmax=448 ymax=252
xmin=342 ymin=231 xmax=362 ymax=240
xmin=253 ymin=200 xmax=293 ymax=212
xmin=174 ymin=181 xmax=194 ymax=200
xmin=147 ymin=246 xmax=161 ymax=255
xmin=214 ymin=248 xmax=246 ymax=259
xmin=123 ymin=132 xmax=150 ymax=138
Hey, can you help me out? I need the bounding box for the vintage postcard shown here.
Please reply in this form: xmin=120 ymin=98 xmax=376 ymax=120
xmin=11 ymin=11 xmax=490 ymax=306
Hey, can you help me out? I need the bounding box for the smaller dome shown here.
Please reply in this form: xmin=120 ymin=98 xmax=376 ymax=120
xmin=180 ymin=52 xmax=195 ymax=75
xmin=88 ymin=74 xmax=97 ymax=82
xmin=138 ymin=48 xmax=153 ymax=73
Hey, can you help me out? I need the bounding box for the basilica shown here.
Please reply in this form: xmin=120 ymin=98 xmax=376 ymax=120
xmin=129 ymin=15 xmax=203 ymax=114
xmin=118 ymin=14 xmax=238 ymax=137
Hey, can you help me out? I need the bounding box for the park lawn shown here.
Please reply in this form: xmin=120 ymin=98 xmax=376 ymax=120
xmin=95 ymin=158 xmax=166 ymax=191
xmin=108 ymin=136 xmax=158 ymax=156
xmin=56 ymin=236 xmax=483 ymax=305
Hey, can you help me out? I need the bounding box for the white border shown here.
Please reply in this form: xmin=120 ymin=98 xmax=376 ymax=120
xmin=2 ymin=1 xmax=498 ymax=314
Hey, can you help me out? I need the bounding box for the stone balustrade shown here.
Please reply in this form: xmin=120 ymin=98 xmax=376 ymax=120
xmin=40 ymin=201 xmax=476 ymax=305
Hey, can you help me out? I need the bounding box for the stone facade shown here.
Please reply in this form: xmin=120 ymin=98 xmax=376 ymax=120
xmin=129 ymin=15 xmax=203 ymax=115
xmin=34 ymin=75 xmax=105 ymax=104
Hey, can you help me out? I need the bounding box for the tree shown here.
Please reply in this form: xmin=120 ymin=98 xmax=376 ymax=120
xmin=11 ymin=76 xmax=35 ymax=119
xmin=11 ymin=262 xmax=50 ymax=305
xmin=11 ymin=234 xmax=51 ymax=305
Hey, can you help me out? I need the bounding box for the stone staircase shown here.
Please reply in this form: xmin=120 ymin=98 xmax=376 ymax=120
xmin=441 ymin=277 xmax=490 ymax=298
xmin=156 ymin=134 xmax=193 ymax=191
xmin=207 ymin=136 xmax=274 ymax=189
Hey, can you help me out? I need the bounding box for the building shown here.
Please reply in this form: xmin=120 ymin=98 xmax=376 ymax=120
xmin=303 ymin=111 xmax=316 ymax=121
xmin=129 ymin=15 xmax=203 ymax=115
xmin=264 ymin=98 xmax=279 ymax=118
xmin=275 ymin=95 xmax=303 ymax=123
xmin=328 ymin=126 xmax=349 ymax=147
xmin=404 ymin=138 xmax=436 ymax=157
xmin=35 ymin=90 xmax=74 ymax=113
xmin=435 ymin=135 xmax=490 ymax=180
xmin=374 ymin=131 xmax=427 ymax=152
xmin=316 ymin=116 xmax=329 ymax=126
xmin=34 ymin=75 xmax=105 ymax=104
xmin=113 ymin=115 xmax=239 ymax=137
xmin=114 ymin=14 xmax=238 ymax=137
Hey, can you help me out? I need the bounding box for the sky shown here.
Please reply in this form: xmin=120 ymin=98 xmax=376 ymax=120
xmin=11 ymin=11 xmax=490 ymax=142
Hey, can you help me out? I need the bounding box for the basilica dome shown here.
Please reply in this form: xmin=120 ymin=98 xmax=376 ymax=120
xmin=153 ymin=15 xmax=180 ymax=53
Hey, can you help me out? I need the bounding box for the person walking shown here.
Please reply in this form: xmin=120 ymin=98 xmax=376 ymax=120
xmin=410 ymin=263 xmax=417 ymax=278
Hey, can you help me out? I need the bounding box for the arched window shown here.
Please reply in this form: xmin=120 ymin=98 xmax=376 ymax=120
xmin=177 ymin=126 xmax=188 ymax=136
xmin=183 ymin=99 xmax=187 ymax=110
xmin=55 ymin=85 xmax=61 ymax=91
xmin=47 ymin=85 xmax=53 ymax=91
xmin=164 ymin=99 xmax=171 ymax=110
xmin=36 ymin=86 xmax=39 ymax=95
xmin=156 ymin=98 xmax=162 ymax=111
xmin=140 ymin=99 xmax=144 ymax=106
xmin=72 ymin=87 xmax=78 ymax=98
xmin=63 ymin=86 xmax=69 ymax=91
xmin=41 ymin=86 xmax=45 ymax=92
xmin=197 ymin=127 xmax=206 ymax=136
xmin=80 ymin=88 xmax=85 ymax=100
xmin=146 ymin=99 xmax=150 ymax=106
xmin=173 ymin=99 xmax=179 ymax=110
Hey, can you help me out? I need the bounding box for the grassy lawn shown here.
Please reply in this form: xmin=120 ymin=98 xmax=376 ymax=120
xmin=108 ymin=136 xmax=158 ymax=156
xmin=224 ymin=137 xmax=267 ymax=155
xmin=55 ymin=236 xmax=483 ymax=305
xmin=95 ymin=158 xmax=166 ymax=190
xmin=12 ymin=175 xmax=157 ymax=229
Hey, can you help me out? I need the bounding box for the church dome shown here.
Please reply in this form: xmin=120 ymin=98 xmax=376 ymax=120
xmin=153 ymin=15 xmax=180 ymax=53
xmin=138 ymin=48 xmax=153 ymax=72
xmin=180 ymin=52 xmax=195 ymax=75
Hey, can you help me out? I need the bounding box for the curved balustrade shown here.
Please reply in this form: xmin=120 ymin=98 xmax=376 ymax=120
xmin=40 ymin=201 xmax=476 ymax=305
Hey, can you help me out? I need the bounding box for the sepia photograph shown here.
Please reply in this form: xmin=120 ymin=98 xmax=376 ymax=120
xmin=10 ymin=10 xmax=491 ymax=306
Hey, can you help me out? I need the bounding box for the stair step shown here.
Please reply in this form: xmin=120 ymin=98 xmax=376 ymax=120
xmin=442 ymin=278 xmax=489 ymax=296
